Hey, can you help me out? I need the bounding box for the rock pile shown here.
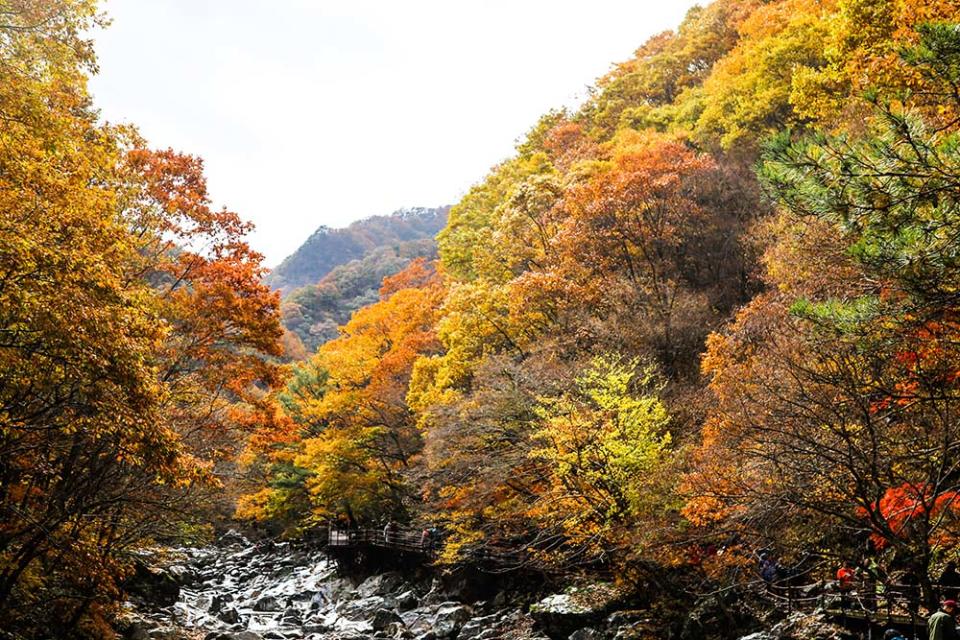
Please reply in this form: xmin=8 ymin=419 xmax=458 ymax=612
xmin=122 ymin=531 xmax=552 ymax=640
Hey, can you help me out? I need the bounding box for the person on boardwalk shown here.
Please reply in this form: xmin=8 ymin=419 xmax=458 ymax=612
xmin=384 ymin=520 xmax=398 ymax=544
xmin=759 ymin=553 xmax=779 ymax=584
xmin=928 ymin=599 xmax=959 ymax=640
xmin=837 ymin=560 xmax=856 ymax=591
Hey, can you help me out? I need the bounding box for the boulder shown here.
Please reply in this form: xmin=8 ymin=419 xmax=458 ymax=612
xmin=167 ymin=564 xmax=196 ymax=585
xmin=252 ymin=595 xmax=281 ymax=612
xmin=433 ymin=602 xmax=473 ymax=639
xmin=337 ymin=594 xmax=389 ymax=621
xmin=530 ymin=583 xmax=625 ymax=640
xmin=124 ymin=560 xmax=180 ymax=608
xmin=218 ymin=607 xmax=241 ymax=624
xmin=458 ymin=613 xmax=501 ymax=639
xmin=124 ymin=624 xmax=151 ymax=640
xmin=209 ymin=594 xmax=229 ymax=613
xmin=396 ymin=590 xmax=419 ymax=612
xmin=281 ymin=606 xmax=302 ymax=624
xmin=569 ymin=629 xmax=601 ymax=640
xmin=355 ymin=572 xmax=406 ymax=598
xmin=219 ymin=529 xmax=249 ymax=546
xmin=372 ymin=607 xmax=405 ymax=632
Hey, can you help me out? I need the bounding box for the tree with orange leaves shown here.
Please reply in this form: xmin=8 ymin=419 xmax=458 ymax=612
xmin=238 ymin=260 xmax=443 ymax=530
xmin=0 ymin=3 xmax=282 ymax=634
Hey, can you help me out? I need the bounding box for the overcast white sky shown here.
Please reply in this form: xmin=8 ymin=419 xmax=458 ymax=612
xmin=89 ymin=1 xmax=700 ymax=266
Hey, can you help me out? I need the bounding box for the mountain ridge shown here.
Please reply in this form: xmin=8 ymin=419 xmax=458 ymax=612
xmin=264 ymin=205 xmax=450 ymax=294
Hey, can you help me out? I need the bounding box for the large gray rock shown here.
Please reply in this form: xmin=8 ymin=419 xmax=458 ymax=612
xmin=337 ymin=594 xmax=389 ymax=621
xmin=397 ymin=590 xmax=419 ymax=612
xmin=355 ymin=571 xmax=406 ymax=598
xmin=252 ymin=595 xmax=281 ymax=612
xmin=766 ymin=611 xmax=852 ymax=640
xmin=458 ymin=613 xmax=501 ymax=639
xmin=433 ymin=603 xmax=473 ymax=639
xmin=124 ymin=560 xmax=180 ymax=608
xmin=530 ymin=583 xmax=625 ymax=640
xmin=401 ymin=609 xmax=435 ymax=637
xmin=372 ymin=607 xmax=405 ymax=632
xmin=217 ymin=607 xmax=241 ymax=624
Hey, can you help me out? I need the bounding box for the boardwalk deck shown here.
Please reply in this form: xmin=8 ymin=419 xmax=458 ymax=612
xmin=326 ymin=529 xmax=945 ymax=636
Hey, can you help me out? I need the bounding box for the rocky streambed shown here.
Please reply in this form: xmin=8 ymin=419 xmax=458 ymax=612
xmin=120 ymin=531 xmax=560 ymax=640
xmin=119 ymin=532 xmax=848 ymax=640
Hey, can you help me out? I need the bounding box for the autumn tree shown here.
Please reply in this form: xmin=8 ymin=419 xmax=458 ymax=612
xmin=238 ymin=260 xmax=444 ymax=530
xmin=0 ymin=2 xmax=282 ymax=635
xmin=687 ymin=25 xmax=960 ymax=605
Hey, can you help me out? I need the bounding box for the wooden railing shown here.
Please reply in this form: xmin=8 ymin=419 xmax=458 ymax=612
xmin=327 ymin=527 xmax=439 ymax=554
xmin=326 ymin=530 xmax=951 ymax=635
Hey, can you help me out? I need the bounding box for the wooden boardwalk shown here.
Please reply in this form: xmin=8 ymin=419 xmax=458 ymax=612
xmin=326 ymin=529 xmax=946 ymax=636
xmin=327 ymin=527 xmax=436 ymax=554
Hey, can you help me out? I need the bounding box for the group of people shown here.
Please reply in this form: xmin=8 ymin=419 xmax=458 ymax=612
xmin=755 ymin=551 xmax=960 ymax=639
xmin=381 ymin=520 xmax=441 ymax=551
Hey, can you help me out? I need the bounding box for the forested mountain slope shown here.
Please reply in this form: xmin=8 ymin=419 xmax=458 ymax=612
xmin=281 ymin=240 xmax=440 ymax=353
xmin=264 ymin=206 xmax=449 ymax=294
xmin=8 ymin=0 xmax=960 ymax=637
xmin=241 ymin=0 xmax=960 ymax=614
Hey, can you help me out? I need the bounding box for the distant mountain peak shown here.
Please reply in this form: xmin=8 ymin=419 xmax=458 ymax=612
xmin=264 ymin=205 xmax=450 ymax=294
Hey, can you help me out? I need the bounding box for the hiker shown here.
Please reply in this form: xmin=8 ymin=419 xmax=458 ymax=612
xmin=837 ymin=560 xmax=857 ymax=591
xmin=384 ymin=520 xmax=398 ymax=544
xmin=759 ymin=553 xmax=780 ymax=584
xmin=420 ymin=527 xmax=431 ymax=549
xmin=928 ymin=599 xmax=959 ymax=640
xmin=862 ymin=555 xmax=883 ymax=611
xmin=942 ymin=562 xmax=960 ymax=601
xmin=884 ymin=629 xmax=907 ymax=640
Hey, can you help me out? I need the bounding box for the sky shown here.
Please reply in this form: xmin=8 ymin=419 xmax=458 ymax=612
xmin=89 ymin=1 xmax=700 ymax=267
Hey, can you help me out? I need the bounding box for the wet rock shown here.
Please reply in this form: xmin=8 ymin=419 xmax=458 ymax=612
xmin=397 ymin=589 xmax=419 ymax=612
xmin=372 ymin=607 xmax=405 ymax=631
xmin=217 ymin=607 xmax=240 ymax=624
xmin=458 ymin=613 xmax=500 ymax=639
xmin=337 ymin=594 xmax=388 ymax=620
xmin=530 ymin=583 xmax=625 ymax=640
xmin=125 ymin=560 xmax=180 ymax=608
xmin=433 ymin=602 xmax=473 ymax=639
xmin=123 ymin=623 xmax=151 ymax=640
xmin=167 ymin=564 xmax=196 ymax=585
xmin=569 ymin=629 xmax=601 ymax=640
xmin=356 ymin=571 xmax=406 ymax=598
xmin=252 ymin=595 xmax=281 ymax=611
